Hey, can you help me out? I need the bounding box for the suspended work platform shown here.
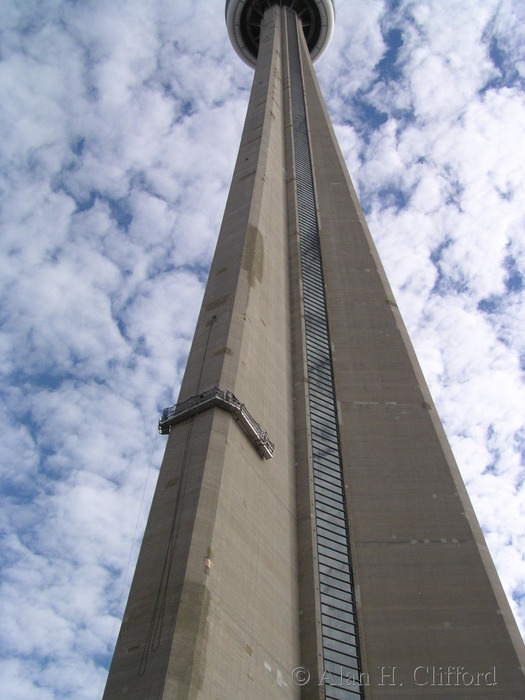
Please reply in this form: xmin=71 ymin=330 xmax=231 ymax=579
xmin=159 ymin=386 xmax=274 ymax=459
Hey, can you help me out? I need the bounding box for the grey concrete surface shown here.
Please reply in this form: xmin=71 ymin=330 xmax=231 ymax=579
xmin=104 ymin=5 xmax=525 ymax=699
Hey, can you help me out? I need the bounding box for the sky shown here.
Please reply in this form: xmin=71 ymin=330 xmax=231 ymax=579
xmin=0 ymin=0 xmax=524 ymax=697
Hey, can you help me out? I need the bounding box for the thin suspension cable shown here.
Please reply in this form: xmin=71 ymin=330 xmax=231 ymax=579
xmin=138 ymin=418 xmax=194 ymax=676
xmin=98 ymin=430 xmax=157 ymax=695
xmin=139 ymin=312 xmax=217 ymax=675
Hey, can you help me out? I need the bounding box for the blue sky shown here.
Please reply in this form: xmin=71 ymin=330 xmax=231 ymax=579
xmin=1 ymin=1 xmax=524 ymax=697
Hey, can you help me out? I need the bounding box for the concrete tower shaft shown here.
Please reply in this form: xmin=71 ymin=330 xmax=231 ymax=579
xmin=226 ymin=0 xmax=334 ymax=66
xmin=105 ymin=8 xmax=303 ymax=698
xmin=103 ymin=3 xmax=525 ymax=698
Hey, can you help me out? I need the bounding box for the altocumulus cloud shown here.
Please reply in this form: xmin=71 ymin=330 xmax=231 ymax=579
xmin=0 ymin=1 xmax=524 ymax=697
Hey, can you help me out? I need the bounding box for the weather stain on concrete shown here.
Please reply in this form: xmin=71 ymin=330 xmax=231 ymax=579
xmin=205 ymin=295 xmax=229 ymax=311
xmin=242 ymin=224 xmax=264 ymax=287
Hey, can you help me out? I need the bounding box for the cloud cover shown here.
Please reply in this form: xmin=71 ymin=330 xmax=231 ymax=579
xmin=0 ymin=1 xmax=524 ymax=697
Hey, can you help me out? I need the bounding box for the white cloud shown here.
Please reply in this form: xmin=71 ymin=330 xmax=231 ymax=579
xmin=328 ymin=0 xmax=525 ymax=630
xmin=0 ymin=0 xmax=524 ymax=697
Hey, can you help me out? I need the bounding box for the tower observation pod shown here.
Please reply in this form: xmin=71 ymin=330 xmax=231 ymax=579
xmin=226 ymin=0 xmax=335 ymax=66
xmin=103 ymin=2 xmax=525 ymax=698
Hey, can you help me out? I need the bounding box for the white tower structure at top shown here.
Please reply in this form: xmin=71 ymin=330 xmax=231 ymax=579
xmin=226 ymin=0 xmax=335 ymax=66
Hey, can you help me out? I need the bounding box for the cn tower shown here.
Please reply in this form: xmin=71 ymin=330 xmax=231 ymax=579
xmin=103 ymin=2 xmax=525 ymax=698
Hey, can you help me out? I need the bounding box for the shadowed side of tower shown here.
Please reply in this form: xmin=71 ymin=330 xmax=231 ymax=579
xmin=293 ymin=20 xmax=525 ymax=697
xmin=103 ymin=2 xmax=525 ymax=698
